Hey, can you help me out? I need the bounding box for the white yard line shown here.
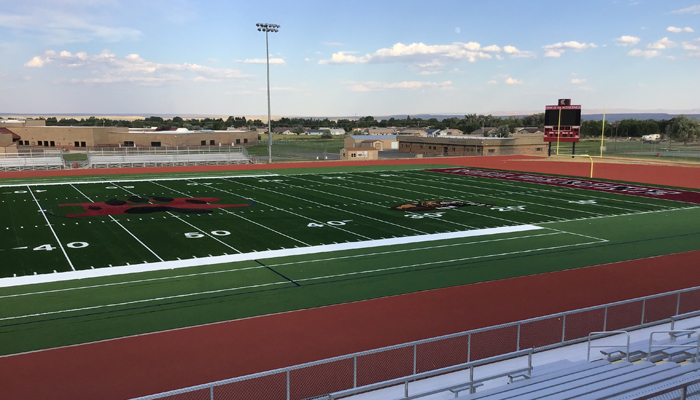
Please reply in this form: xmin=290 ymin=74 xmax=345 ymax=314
xmin=69 ymin=184 xmax=164 ymax=262
xmin=2 ymin=229 xmax=605 ymax=323
xmin=227 ymin=178 xmax=432 ymax=235
xmin=293 ymin=239 xmax=604 ymax=284
xmin=0 ymin=174 xmax=280 ymax=188
xmin=115 ymin=181 xmax=243 ymax=254
xmin=288 ymin=175 xmax=476 ymax=230
xmin=210 ymin=183 xmax=372 ymax=241
xmin=0 ymin=225 xmax=543 ymax=287
xmin=27 ymin=186 xmax=75 ymax=271
xmin=415 ymin=170 xmax=683 ymax=209
xmin=175 ymin=180 xmax=311 ymax=247
xmin=0 ymin=281 xmax=291 ymax=322
xmin=3 ymin=232 xmax=564 ymax=299
xmin=362 ymin=175 xmax=571 ymax=220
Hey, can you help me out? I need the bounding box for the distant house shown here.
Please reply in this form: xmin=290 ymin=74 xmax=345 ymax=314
xmin=425 ymin=128 xmax=441 ymax=136
xmin=319 ymin=127 xmax=346 ymax=136
xmin=366 ymin=127 xmax=396 ymax=135
xmin=515 ymin=127 xmax=542 ymax=134
xmin=397 ymin=128 xmax=427 ymax=136
xmin=306 ymin=129 xmax=327 ymax=136
xmin=274 ymin=127 xmax=295 ymax=135
xmin=439 ymin=128 xmax=464 ymax=136
xmin=344 ymin=135 xmax=398 ymax=151
xmin=470 ymin=127 xmax=497 ymax=136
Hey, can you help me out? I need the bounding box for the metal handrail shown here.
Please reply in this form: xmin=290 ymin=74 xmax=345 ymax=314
xmin=671 ymin=310 xmax=700 ymax=330
xmin=648 ymin=331 xmax=700 ymax=362
xmin=130 ymin=285 xmax=700 ymax=400
xmin=587 ymin=331 xmax=630 ymax=362
xmin=327 ymin=349 xmax=533 ymax=400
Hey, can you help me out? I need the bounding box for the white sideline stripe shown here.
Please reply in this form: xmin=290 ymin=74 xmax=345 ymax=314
xmin=0 ymin=225 xmax=543 ymax=288
xmin=0 ymin=174 xmax=280 ymax=188
xmin=0 ymin=236 xmax=601 ymax=323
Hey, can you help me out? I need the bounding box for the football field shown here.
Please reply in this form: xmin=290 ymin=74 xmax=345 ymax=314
xmin=1 ymin=166 xmax=699 ymax=356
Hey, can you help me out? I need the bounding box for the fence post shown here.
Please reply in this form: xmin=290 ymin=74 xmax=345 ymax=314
xmin=353 ymin=355 xmax=357 ymax=388
xmin=516 ymin=323 xmax=521 ymax=351
xmin=603 ymin=306 xmax=608 ymax=331
xmin=467 ymin=333 xmax=471 ymax=362
xmin=286 ymin=370 xmax=290 ymax=400
xmin=677 ymin=292 xmax=682 ymax=315
xmin=210 ymin=386 xmax=214 ymax=400
xmin=413 ymin=344 xmax=417 ymax=375
xmin=561 ymin=314 xmax=567 ymax=343
xmin=641 ymin=299 xmax=646 ymax=325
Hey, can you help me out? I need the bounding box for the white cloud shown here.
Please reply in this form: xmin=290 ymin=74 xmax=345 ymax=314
xmin=416 ymin=60 xmax=445 ymax=75
xmin=304 ymin=58 xmax=312 ymax=62
xmin=628 ymin=49 xmax=660 ymax=58
xmin=237 ymin=58 xmax=286 ymax=65
xmin=647 ymin=37 xmax=676 ymax=49
xmin=667 ymin=26 xmax=695 ymax=33
xmin=318 ymin=51 xmax=371 ymax=64
xmin=455 ymin=27 xmax=461 ymax=34
xmin=487 ymin=80 xmax=498 ymax=84
xmin=0 ymin=11 xmax=141 ymax=44
xmin=614 ymin=36 xmax=641 ymax=46
xmin=672 ymin=4 xmax=700 ymax=14
xmin=505 ymin=77 xmax=522 ymax=84
xmin=346 ymin=80 xmax=452 ymax=92
xmin=319 ymin=41 xmax=534 ymax=65
xmin=571 ymin=78 xmax=586 ymax=84
xmin=683 ymin=43 xmax=700 ymax=50
xmin=542 ymin=41 xmax=597 ymax=57
xmin=24 ymin=49 xmax=251 ymax=84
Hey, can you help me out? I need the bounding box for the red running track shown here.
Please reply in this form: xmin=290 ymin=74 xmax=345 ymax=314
xmin=2 ymin=250 xmax=700 ymax=399
xmin=2 ymin=155 xmax=700 ymax=190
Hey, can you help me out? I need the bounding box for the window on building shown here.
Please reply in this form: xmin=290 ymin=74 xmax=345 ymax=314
xmin=351 ymin=153 xmax=356 ymax=157
xmin=74 ymin=141 xmax=80 ymax=147
xmin=536 ymin=147 xmax=543 ymax=152
xmin=50 ymin=141 xmax=56 ymax=147
xmin=124 ymin=141 xmax=134 ymax=147
xmin=452 ymin=147 xmax=456 ymax=151
xmin=236 ymin=139 xmax=241 ymax=144
xmin=243 ymin=138 xmax=248 ymax=143
xmin=81 ymin=142 xmax=86 ymax=147
xmin=488 ymin=149 xmax=495 ymax=153
xmin=151 ymin=142 xmax=161 ymax=147
xmin=201 ymin=140 xmax=206 ymax=146
xmin=210 ymin=140 xmax=215 ymax=145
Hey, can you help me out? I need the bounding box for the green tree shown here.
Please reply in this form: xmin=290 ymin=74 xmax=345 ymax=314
xmin=665 ymin=115 xmax=700 ymax=144
xmin=321 ymin=130 xmax=332 ymax=139
xmin=494 ymin=124 xmax=510 ymax=138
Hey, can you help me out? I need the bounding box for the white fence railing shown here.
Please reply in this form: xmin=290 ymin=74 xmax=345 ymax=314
xmin=131 ymin=284 xmax=700 ymax=400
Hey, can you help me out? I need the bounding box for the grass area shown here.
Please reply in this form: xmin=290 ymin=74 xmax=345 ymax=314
xmin=248 ymin=136 xmax=345 ymax=161
xmin=556 ymin=139 xmax=700 ymax=163
xmin=0 ymin=168 xmax=699 ymax=355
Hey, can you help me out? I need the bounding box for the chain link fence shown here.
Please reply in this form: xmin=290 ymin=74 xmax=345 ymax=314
xmin=132 ymin=285 xmax=700 ymax=400
xmin=566 ymin=138 xmax=700 ymax=163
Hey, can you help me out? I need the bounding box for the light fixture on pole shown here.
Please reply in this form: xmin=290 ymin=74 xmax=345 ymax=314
xmin=256 ymin=23 xmax=280 ymax=164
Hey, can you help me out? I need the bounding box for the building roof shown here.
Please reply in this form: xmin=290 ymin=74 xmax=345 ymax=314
xmin=350 ymin=135 xmax=397 ymax=140
xmin=0 ymin=127 xmax=20 ymax=139
xmin=343 ymin=147 xmax=379 ymax=151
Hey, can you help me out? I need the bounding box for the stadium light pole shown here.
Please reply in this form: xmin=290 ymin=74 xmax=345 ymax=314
xmin=257 ymin=23 xmax=280 ymax=164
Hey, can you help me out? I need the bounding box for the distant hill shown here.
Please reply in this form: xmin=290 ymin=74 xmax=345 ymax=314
xmin=581 ymin=113 xmax=700 ymax=122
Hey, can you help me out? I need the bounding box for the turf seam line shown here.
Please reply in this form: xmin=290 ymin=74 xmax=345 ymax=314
xmin=255 ymin=259 xmax=301 ymax=287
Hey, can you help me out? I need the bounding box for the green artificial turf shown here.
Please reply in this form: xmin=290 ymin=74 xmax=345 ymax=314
xmin=0 ymin=167 xmax=699 ymax=355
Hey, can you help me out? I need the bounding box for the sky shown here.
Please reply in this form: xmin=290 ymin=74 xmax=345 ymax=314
xmin=1 ymin=0 xmax=699 ymax=117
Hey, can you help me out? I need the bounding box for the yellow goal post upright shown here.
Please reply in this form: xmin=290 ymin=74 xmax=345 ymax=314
xmin=569 ymin=107 xmax=606 ymax=178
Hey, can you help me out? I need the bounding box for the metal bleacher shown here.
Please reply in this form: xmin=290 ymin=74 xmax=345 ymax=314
xmin=326 ymin=327 xmax=700 ymax=400
xmin=87 ymin=147 xmax=251 ymax=168
xmin=0 ymin=151 xmax=65 ymax=171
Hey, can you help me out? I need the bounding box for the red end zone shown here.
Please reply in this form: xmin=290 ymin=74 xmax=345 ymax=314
xmin=426 ymin=167 xmax=700 ymax=204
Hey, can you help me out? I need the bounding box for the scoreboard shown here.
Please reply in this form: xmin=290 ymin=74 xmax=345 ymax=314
xmin=543 ymin=99 xmax=581 ymax=143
